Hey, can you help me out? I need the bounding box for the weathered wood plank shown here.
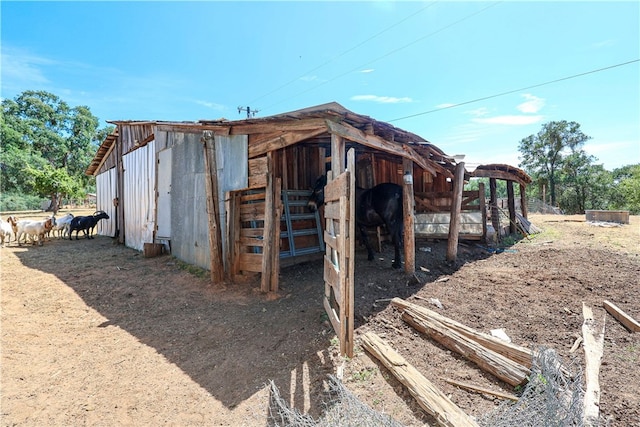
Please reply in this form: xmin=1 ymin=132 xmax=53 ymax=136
xmin=391 ymin=298 xmax=533 ymax=367
xmin=238 ymin=252 xmax=264 ymax=272
xmin=402 ymin=309 xmax=529 ymax=386
xmin=361 ymin=332 xmax=480 ymax=427
xmin=248 ymin=127 xmax=327 ymax=158
xmin=603 ymin=300 xmax=640 ymax=332
xmin=582 ymin=303 xmax=605 ymax=427
xmin=447 ymin=162 xmax=465 ymax=262
xmin=248 ymin=156 xmax=268 ymax=189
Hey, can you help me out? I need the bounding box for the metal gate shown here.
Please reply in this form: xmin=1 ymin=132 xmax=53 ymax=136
xmin=322 ymin=149 xmax=355 ymax=357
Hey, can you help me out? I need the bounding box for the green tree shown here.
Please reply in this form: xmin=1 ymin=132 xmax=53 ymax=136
xmin=1 ymin=90 xmax=111 ymax=211
xmin=611 ymin=164 xmax=640 ymax=214
xmin=27 ymin=164 xmax=81 ymax=213
xmin=518 ymin=121 xmax=591 ymax=207
xmin=557 ymin=151 xmax=613 ymax=214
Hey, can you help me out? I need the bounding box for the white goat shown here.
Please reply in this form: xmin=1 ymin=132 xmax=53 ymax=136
xmin=15 ymin=218 xmax=55 ymax=246
xmin=0 ymin=216 xmax=18 ymax=246
xmin=51 ymin=213 xmax=74 ymax=239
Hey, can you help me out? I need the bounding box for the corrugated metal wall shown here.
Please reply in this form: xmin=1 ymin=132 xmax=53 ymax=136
xmin=96 ymin=167 xmax=117 ymax=237
xmin=170 ymin=134 xmax=211 ymax=270
xmin=122 ymin=140 xmax=156 ymax=251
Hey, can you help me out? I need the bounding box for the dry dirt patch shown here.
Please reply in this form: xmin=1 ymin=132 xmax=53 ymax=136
xmin=1 ymin=213 xmax=639 ymax=426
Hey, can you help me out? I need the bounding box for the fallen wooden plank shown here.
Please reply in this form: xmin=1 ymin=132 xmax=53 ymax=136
xmin=603 ymin=300 xmax=640 ymax=332
xmin=391 ymin=297 xmax=533 ymax=367
xmin=402 ymin=309 xmax=529 ymax=387
xmin=360 ymin=332 xmax=479 ymax=427
xmin=444 ymin=378 xmax=518 ymax=402
xmin=582 ymin=303 xmax=605 ymax=427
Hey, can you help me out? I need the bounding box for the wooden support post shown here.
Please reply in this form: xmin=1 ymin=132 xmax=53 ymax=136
xmin=331 ymin=133 xmax=345 ymax=173
xmin=403 ymin=158 xmax=415 ymax=273
xmin=489 ymin=178 xmax=499 ymax=236
xmin=261 ymin=152 xmax=276 ymax=293
xmin=446 ymin=162 xmax=465 ymax=262
xmin=478 ymin=182 xmax=486 ymax=241
xmin=201 ymin=132 xmax=224 ymax=284
xmin=507 ymin=181 xmax=516 ymax=235
xmin=519 ymin=183 xmax=528 ymax=219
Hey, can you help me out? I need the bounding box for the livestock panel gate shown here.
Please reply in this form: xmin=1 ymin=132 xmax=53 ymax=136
xmin=322 ymin=148 xmax=356 ymax=357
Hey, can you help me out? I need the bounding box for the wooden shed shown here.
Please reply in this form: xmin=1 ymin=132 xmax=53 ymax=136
xmin=87 ymin=102 xmax=472 ymax=356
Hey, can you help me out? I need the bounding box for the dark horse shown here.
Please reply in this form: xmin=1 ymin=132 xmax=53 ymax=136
xmin=307 ymin=175 xmax=403 ymax=269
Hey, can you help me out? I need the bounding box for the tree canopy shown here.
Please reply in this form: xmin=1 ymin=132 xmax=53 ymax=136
xmin=518 ymin=120 xmax=639 ymax=214
xmin=1 ymin=90 xmax=113 ymax=212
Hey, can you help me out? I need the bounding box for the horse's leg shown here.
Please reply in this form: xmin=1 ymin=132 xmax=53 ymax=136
xmin=359 ymin=225 xmax=375 ymax=261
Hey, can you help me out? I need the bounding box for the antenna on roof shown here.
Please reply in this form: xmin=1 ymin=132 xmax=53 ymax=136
xmin=238 ymin=106 xmax=259 ymax=118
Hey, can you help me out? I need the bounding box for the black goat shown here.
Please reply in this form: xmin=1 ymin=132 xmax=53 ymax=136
xmin=69 ymin=211 xmax=110 ymax=240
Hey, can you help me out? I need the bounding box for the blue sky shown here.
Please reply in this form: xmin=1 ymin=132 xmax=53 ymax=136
xmin=2 ymin=1 xmax=639 ymax=171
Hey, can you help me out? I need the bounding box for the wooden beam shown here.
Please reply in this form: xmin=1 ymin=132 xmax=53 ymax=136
xmin=582 ymin=303 xmax=605 ymax=427
xmin=361 ymin=332 xmax=480 ymax=427
xmin=403 ymin=158 xmax=415 ymax=273
xmin=201 ymin=132 xmax=224 ymax=284
xmin=261 ymin=152 xmax=276 ymax=293
xmin=230 ymin=118 xmax=328 ymax=135
xmin=325 ymin=120 xmax=437 ymax=175
xmin=248 ymin=127 xmax=327 ymax=158
xmin=402 ymin=309 xmax=529 ymax=386
xmin=603 ymin=300 xmax=640 ymax=332
xmin=446 ymin=162 xmax=465 ymax=262
xmin=471 ymin=169 xmax=529 ymax=187
xmin=391 ymin=298 xmax=533 ymax=367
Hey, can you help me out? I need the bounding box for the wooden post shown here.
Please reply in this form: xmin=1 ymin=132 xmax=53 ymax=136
xmin=446 ymin=162 xmax=465 ymax=262
xmin=331 ymin=133 xmax=345 ymax=174
xmin=402 ymin=158 xmax=415 ymax=273
xmin=261 ymin=152 xmax=276 ymax=293
xmin=489 ymin=178 xmax=499 ymax=236
xmin=201 ymin=132 xmax=224 ymax=284
xmin=478 ymin=182 xmax=486 ymax=241
xmin=519 ymin=183 xmax=528 ymax=219
xmin=507 ymin=181 xmax=516 ymax=234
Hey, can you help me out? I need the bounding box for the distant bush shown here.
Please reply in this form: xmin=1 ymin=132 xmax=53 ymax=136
xmin=0 ymin=192 xmax=46 ymax=212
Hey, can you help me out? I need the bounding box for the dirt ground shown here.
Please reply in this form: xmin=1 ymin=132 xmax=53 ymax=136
xmin=1 ymin=213 xmax=639 ymax=426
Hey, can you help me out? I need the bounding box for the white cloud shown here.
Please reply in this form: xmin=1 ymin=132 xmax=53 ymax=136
xmin=360 ymin=69 xmax=375 ymax=73
xmin=1 ymin=47 xmax=52 ymax=87
xmin=351 ymin=95 xmax=413 ymax=104
xmin=467 ymin=107 xmax=490 ymax=117
xmin=194 ymin=100 xmax=225 ymax=110
xmin=517 ymin=93 xmax=545 ymax=113
xmin=300 ymin=75 xmax=318 ymax=82
xmin=472 ymin=115 xmax=543 ymax=125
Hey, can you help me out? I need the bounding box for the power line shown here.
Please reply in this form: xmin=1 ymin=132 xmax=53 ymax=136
xmin=246 ymin=2 xmax=438 ymax=108
xmin=386 ymin=59 xmax=640 ymax=123
xmin=257 ymin=2 xmax=502 ymax=114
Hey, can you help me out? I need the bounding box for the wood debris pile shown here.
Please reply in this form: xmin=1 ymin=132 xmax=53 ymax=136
xmin=360 ymin=297 xmax=639 ymax=427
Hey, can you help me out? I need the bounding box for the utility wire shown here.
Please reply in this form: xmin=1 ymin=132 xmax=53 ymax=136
xmin=257 ymin=1 xmax=501 ymax=114
xmin=386 ymin=58 xmax=640 ymax=123
xmin=246 ymin=2 xmax=438 ymax=107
